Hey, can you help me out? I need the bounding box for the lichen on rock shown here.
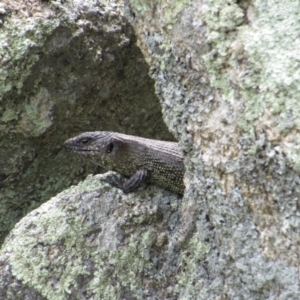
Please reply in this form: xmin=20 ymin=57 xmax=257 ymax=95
xmin=0 ymin=173 xmax=183 ymax=299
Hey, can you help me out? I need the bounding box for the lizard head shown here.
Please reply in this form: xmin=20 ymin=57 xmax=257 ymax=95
xmin=64 ymin=131 xmax=122 ymax=169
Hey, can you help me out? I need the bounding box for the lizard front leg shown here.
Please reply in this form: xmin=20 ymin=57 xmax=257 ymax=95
xmin=103 ymin=169 xmax=149 ymax=193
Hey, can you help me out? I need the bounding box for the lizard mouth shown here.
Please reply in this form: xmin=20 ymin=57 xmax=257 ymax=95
xmin=68 ymin=147 xmax=95 ymax=154
xmin=64 ymin=143 xmax=95 ymax=154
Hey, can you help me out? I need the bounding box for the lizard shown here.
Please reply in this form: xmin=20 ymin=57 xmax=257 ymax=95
xmin=64 ymin=131 xmax=185 ymax=195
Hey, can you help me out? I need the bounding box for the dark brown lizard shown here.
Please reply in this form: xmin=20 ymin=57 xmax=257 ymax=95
xmin=64 ymin=132 xmax=185 ymax=194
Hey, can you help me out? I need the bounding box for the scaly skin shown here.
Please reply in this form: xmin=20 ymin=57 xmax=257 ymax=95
xmin=64 ymin=132 xmax=185 ymax=194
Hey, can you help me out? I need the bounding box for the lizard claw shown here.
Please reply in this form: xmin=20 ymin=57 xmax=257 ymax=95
xmin=102 ymin=174 xmax=124 ymax=190
xmin=101 ymin=169 xmax=149 ymax=194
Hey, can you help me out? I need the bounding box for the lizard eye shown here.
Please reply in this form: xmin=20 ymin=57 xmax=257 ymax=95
xmin=106 ymin=142 xmax=114 ymax=153
xmin=80 ymin=138 xmax=90 ymax=145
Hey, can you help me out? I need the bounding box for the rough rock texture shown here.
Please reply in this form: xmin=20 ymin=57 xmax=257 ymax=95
xmin=0 ymin=173 xmax=183 ymax=300
xmin=0 ymin=0 xmax=173 ymax=244
xmin=1 ymin=0 xmax=300 ymax=299
xmin=124 ymin=0 xmax=300 ymax=299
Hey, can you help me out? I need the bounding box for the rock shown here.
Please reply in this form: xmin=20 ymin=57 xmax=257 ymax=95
xmin=1 ymin=0 xmax=300 ymax=299
xmin=125 ymin=0 xmax=300 ymax=298
xmin=0 ymin=173 xmax=182 ymax=299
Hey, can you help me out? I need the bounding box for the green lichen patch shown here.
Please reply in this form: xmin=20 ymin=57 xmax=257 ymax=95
xmin=240 ymin=0 xmax=300 ymax=167
xmin=1 ymin=174 xmax=182 ymax=299
xmin=130 ymin=0 xmax=191 ymax=29
xmin=89 ymin=229 xmax=156 ymax=299
xmin=0 ymin=17 xmax=60 ymax=100
xmin=201 ymin=0 xmax=300 ymax=168
xmin=2 ymin=176 xmax=104 ymax=299
xmin=175 ymin=233 xmax=210 ymax=298
xmin=201 ymin=0 xmax=245 ymax=93
xmin=17 ymin=87 xmax=54 ymax=136
xmin=6 ymin=199 xmax=90 ymax=299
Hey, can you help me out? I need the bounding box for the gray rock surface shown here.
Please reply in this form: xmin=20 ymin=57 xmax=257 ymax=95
xmin=124 ymin=0 xmax=300 ymax=299
xmin=1 ymin=0 xmax=300 ymax=299
xmin=0 ymin=173 xmax=182 ymax=299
